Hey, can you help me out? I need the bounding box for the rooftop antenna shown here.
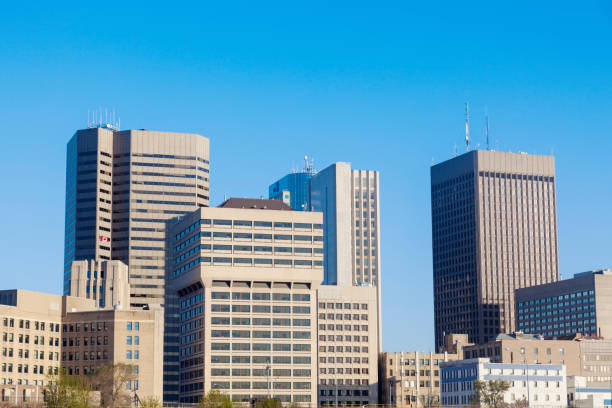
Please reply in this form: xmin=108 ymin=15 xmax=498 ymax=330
xmin=304 ymin=155 xmax=308 ymax=172
xmin=465 ymin=102 xmax=470 ymax=152
xmin=485 ymin=105 xmax=490 ymax=150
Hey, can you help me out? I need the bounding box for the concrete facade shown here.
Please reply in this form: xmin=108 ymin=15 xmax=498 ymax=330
xmin=440 ymin=358 xmax=567 ymax=407
xmin=317 ymin=285 xmax=379 ymax=406
xmin=431 ymin=150 xmax=559 ymax=350
xmin=462 ymin=333 xmax=581 ymax=377
xmin=0 ymin=289 xmax=163 ymax=404
xmin=69 ymin=259 xmax=130 ymax=309
xmin=61 ymin=307 xmax=164 ymax=403
xmin=380 ymin=351 xmax=459 ymax=408
xmin=64 ymin=126 xmax=210 ymax=401
xmin=309 ymin=163 xmax=382 ymax=355
xmin=170 ymin=202 xmax=323 ymax=404
xmin=516 ymin=269 xmax=612 ymax=339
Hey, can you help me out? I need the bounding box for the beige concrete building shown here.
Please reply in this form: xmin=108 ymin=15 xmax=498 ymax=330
xmin=0 ymin=289 xmax=163 ymax=405
xmin=431 ymin=150 xmax=559 ymax=349
xmin=69 ymin=259 xmax=130 ymax=309
xmin=64 ymin=125 xmax=210 ymax=401
xmin=380 ymin=351 xmax=459 ymax=407
xmin=578 ymin=339 xmax=612 ymax=388
xmin=316 ymin=285 xmax=379 ymax=406
xmin=463 ymin=332 xmax=581 ymax=376
xmin=516 ymin=269 xmax=612 ymax=338
xmin=171 ymin=200 xmax=323 ymax=404
xmin=61 ymin=307 xmax=164 ymax=403
xmin=0 ymin=290 xmax=94 ymax=404
xmin=309 ymin=163 xmax=383 ymax=354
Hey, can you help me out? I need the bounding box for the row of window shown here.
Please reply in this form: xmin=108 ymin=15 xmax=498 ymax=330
xmin=1 ymin=319 xmax=58 ymax=332
xmin=210 ymin=381 xmax=311 ymax=390
xmin=210 ymin=343 xmax=311 ymax=352
xmin=211 ymin=318 xmax=311 ymax=326
xmin=319 ymin=324 xmax=369 ymax=332
xmin=175 ymin=232 xmax=323 ymax=252
xmin=175 ymin=220 xmax=323 ymax=241
xmin=211 ymin=355 xmax=311 ymax=364
xmin=319 ymin=367 xmax=369 ymax=375
xmin=175 ymin=244 xmax=323 ymax=264
xmin=319 ymin=346 xmax=368 ymax=353
xmin=211 ymin=368 xmax=311 ymax=377
xmin=210 ymin=330 xmax=311 ymax=339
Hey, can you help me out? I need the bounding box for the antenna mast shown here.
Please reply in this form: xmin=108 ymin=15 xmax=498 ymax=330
xmin=485 ymin=105 xmax=490 ymax=150
xmin=465 ymin=102 xmax=470 ymax=152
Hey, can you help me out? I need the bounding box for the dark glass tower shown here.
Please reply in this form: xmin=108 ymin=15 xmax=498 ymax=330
xmin=431 ymin=150 xmax=559 ymax=350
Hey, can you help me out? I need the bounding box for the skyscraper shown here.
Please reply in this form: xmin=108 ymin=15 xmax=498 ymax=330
xmin=268 ymin=157 xmax=316 ymax=211
xmin=308 ymin=162 xmax=382 ymax=351
xmin=64 ymin=125 xmax=210 ymax=401
xmin=431 ymin=150 xmax=559 ymax=350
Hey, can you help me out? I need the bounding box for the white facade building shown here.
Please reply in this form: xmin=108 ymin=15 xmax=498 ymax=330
xmin=440 ymin=358 xmax=567 ymax=407
xmin=567 ymin=376 xmax=612 ymax=408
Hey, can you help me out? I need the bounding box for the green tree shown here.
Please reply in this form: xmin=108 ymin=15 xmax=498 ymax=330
xmin=471 ymin=380 xmax=511 ymax=408
xmin=139 ymin=396 xmax=162 ymax=408
xmin=198 ymin=389 xmax=233 ymax=408
xmin=254 ymin=398 xmax=281 ymax=408
xmin=44 ymin=369 xmax=91 ymax=408
xmin=89 ymin=362 xmax=137 ymax=408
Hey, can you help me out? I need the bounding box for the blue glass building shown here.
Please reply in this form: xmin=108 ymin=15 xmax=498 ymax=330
xmin=268 ymin=160 xmax=315 ymax=211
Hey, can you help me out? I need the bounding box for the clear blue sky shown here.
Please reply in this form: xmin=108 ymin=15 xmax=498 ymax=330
xmin=1 ymin=1 xmax=611 ymax=352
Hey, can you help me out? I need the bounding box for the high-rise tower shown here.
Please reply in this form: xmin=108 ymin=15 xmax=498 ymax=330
xmin=431 ymin=150 xmax=559 ymax=350
xmin=64 ymin=125 xmax=210 ymax=401
xmin=308 ymin=162 xmax=382 ymax=351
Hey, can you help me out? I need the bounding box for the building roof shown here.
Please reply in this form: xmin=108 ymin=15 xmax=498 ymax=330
xmin=218 ymin=198 xmax=294 ymax=211
xmin=490 ymin=332 xmax=545 ymax=341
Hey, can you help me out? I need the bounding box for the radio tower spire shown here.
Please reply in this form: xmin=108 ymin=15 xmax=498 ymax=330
xmin=465 ymin=102 xmax=470 ymax=152
xmin=485 ymin=105 xmax=490 ymax=150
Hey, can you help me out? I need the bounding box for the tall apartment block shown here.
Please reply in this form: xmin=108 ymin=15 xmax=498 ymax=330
xmin=516 ymin=269 xmax=612 ymax=338
xmin=317 ymin=285 xmax=379 ymax=406
xmin=431 ymin=150 xmax=559 ymax=350
xmin=170 ymin=199 xmax=323 ymax=404
xmin=64 ymin=125 xmax=210 ymax=401
xmin=268 ymin=158 xmax=316 ymax=211
xmin=309 ymin=163 xmax=382 ymax=354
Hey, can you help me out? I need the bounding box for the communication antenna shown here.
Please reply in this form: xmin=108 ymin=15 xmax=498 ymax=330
xmin=465 ymin=102 xmax=470 ymax=152
xmin=485 ymin=105 xmax=490 ymax=150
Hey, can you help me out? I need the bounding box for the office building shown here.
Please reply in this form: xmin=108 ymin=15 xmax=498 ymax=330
xmin=170 ymin=199 xmax=323 ymax=404
xmin=0 ymin=289 xmax=163 ymax=404
xmin=380 ymin=351 xmax=459 ymax=408
xmin=64 ymin=125 xmax=210 ymax=401
xmin=516 ymin=269 xmax=612 ymax=338
xmin=577 ymin=338 xmax=612 ymax=388
xmin=269 ymin=158 xmax=316 ymax=211
xmin=61 ymin=306 xmax=164 ymax=403
xmin=568 ymin=376 xmax=612 ymax=408
xmin=431 ymin=150 xmax=559 ymax=350
xmin=309 ymin=162 xmax=382 ymax=353
xmin=462 ymin=332 xmax=581 ymax=375
xmin=317 ymin=285 xmax=379 ymax=406
xmin=440 ymin=358 xmax=567 ymax=407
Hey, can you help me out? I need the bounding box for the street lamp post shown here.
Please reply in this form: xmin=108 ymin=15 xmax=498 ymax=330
xmin=505 ymin=347 xmax=529 ymax=406
xmin=266 ymin=365 xmax=271 ymax=399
